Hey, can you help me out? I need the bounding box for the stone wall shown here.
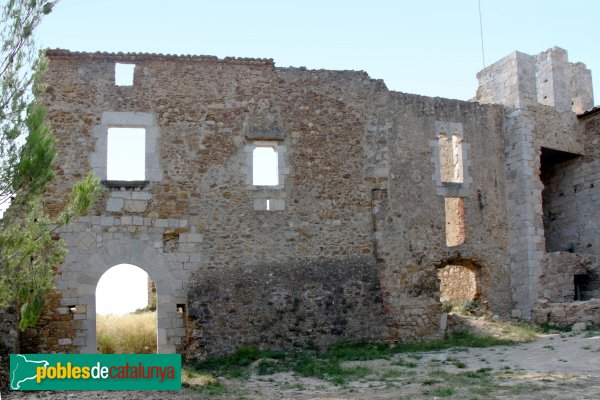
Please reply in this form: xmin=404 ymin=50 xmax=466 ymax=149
xmin=532 ymin=299 xmax=600 ymax=328
xmin=504 ymin=104 xmax=587 ymax=319
xmin=19 ymin=291 xmax=78 ymax=354
xmin=539 ymin=252 xmax=600 ymax=302
xmin=536 ymin=109 xmax=600 ymax=256
xmin=476 ymin=47 xmax=593 ymax=113
xmin=186 ymin=257 xmax=388 ymax=359
xmin=575 ymin=109 xmax=600 ymax=254
xmin=0 ymin=304 xmax=18 ymax=393
xmin=28 ymin=47 xmax=598 ymax=357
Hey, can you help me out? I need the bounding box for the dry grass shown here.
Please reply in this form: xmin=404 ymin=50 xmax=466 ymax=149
xmin=97 ymin=311 xmax=157 ymax=354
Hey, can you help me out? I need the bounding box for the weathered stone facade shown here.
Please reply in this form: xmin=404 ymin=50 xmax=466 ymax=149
xmin=20 ymin=46 xmax=599 ymax=358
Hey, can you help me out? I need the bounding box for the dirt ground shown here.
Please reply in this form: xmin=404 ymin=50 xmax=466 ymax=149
xmin=6 ymin=327 xmax=600 ymax=399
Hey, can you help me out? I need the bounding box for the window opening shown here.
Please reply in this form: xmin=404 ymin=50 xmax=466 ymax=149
xmin=445 ymin=197 xmax=466 ymax=247
xmin=107 ymin=128 xmax=145 ymax=181
xmin=253 ymin=146 xmax=278 ymax=186
xmin=439 ymin=130 xmax=464 ymax=183
xmin=115 ymin=63 xmax=135 ymax=86
xmin=266 ymin=199 xmax=270 ymax=210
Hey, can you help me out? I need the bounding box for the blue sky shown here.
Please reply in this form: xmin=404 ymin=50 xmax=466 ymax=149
xmin=36 ymin=0 xmax=599 ymax=102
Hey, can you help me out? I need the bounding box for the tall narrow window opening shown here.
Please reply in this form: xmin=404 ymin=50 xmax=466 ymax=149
xmin=253 ymin=146 xmax=278 ymax=186
xmin=115 ymin=63 xmax=135 ymax=86
xmin=439 ymin=130 xmax=464 ymax=183
xmin=451 ymin=134 xmax=464 ymax=183
xmin=107 ymin=128 xmax=145 ymax=181
xmin=445 ymin=197 xmax=466 ymax=246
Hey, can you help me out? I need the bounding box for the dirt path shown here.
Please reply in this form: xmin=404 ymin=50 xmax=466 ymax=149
xmin=6 ymin=331 xmax=600 ymax=399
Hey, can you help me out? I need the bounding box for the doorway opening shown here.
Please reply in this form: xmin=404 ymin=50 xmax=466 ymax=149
xmin=540 ymin=147 xmax=580 ymax=252
xmin=96 ymin=264 xmax=157 ymax=353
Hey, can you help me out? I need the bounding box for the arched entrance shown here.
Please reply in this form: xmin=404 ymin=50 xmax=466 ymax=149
xmin=96 ymin=264 xmax=157 ymax=353
xmin=61 ymin=238 xmax=188 ymax=354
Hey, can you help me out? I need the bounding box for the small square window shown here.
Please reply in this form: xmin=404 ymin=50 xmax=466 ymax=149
xmin=107 ymin=128 xmax=145 ymax=181
xmin=253 ymin=146 xmax=278 ymax=186
xmin=115 ymin=63 xmax=135 ymax=86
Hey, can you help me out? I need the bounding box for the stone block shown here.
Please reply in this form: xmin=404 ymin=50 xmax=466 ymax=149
xmin=132 ymin=191 xmax=152 ymax=201
xmin=133 ymin=216 xmax=144 ymax=226
xmin=124 ymin=200 xmax=147 ymax=213
xmin=100 ymin=216 xmax=113 ymax=226
xmin=572 ymin=322 xmax=587 ymax=332
xmin=106 ymin=198 xmax=124 ymax=212
xmin=186 ymin=233 xmax=203 ymax=243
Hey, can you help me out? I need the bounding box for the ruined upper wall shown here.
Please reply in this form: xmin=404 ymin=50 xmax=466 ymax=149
xmin=475 ymin=47 xmax=594 ymax=113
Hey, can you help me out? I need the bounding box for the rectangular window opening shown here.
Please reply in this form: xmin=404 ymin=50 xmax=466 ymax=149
xmin=107 ymin=127 xmax=146 ymax=181
xmin=115 ymin=63 xmax=135 ymax=86
xmin=253 ymin=146 xmax=279 ymax=186
xmin=445 ymin=197 xmax=466 ymax=247
xmin=439 ymin=133 xmax=464 ymax=183
xmin=266 ymin=199 xmax=270 ymax=210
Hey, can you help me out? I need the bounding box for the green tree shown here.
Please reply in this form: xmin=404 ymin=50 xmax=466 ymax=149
xmin=0 ymin=0 xmax=101 ymax=330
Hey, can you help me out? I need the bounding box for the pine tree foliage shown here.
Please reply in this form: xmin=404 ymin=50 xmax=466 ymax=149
xmin=0 ymin=0 xmax=101 ymax=330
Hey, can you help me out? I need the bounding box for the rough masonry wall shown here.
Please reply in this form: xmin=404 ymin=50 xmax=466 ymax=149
xmin=186 ymin=257 xmax=387 ymax=358
xmin=476 ymin=47 xmax=593 ymax=113
xmin=503 ymin=104 xmax=586 ymax=319
xmin=539 ymin=252 xmax=600 ymax=302
xmin=532 ymin=299 xmax=600 ymax=328
xmin=0 ymin=305 xmax=18 ymax=392
xmin=575 ymin=111 xmax=600 ymax=254
xmin=538 ymin=110 xmax=600 ymax=256
xmin=379 ymin=93 xmax=511 ymax=332
xmin=35 ymin=50 xmax=517 ymax=356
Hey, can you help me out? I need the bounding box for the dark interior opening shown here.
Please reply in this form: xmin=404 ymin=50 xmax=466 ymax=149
xmin=540 ymin=147 xmax=581 ymax=252
xmin=574 ymin=274 xmax=589 ymax=301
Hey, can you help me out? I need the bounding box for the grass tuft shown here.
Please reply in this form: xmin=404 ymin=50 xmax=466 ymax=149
xmin=187 ymin=331 xmax=517 ymax=386
xmin=182 ymin=370 xmax=227 ymax=395
xmin=292 ymin=355 xmax=372 ymax=384
xmin=192 ymin=346 xmax=285 ymax=379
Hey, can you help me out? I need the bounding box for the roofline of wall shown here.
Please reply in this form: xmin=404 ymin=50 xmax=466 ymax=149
xmin=44 ymin=48 xmax=276 ymax=66
xmin=578 ymin=106 xmax=600 ymax=119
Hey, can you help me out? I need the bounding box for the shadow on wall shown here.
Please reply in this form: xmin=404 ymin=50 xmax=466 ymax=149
xmin=185 ymin=256 xmax=389 ymax=360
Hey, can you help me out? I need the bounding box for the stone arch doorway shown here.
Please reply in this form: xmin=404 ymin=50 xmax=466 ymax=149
xmin=96 ymin=264 xmax=157 ymax=353
xmin=434 ymin=257 xmax=484 ymax=311
xmin=62 ymin=238 xmax=187 ymax=354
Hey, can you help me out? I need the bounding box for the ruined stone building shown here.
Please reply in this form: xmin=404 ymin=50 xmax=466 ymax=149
xmin=13 ymin=46 xmax=600 ymax=359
